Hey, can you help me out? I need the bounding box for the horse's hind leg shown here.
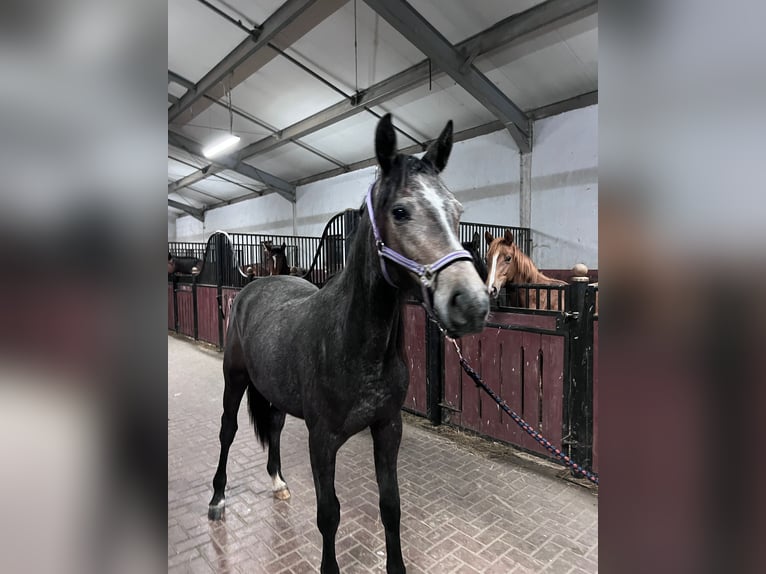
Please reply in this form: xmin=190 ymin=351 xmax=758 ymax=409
xmin=267 ymin=408 xmax=290 ymax=500
xmin=208 ymin=356 xmax=249 ymax=520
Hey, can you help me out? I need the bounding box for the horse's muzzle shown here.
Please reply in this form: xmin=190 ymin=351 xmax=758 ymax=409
xmin=440 ymin=286 xmax=489 ymax=337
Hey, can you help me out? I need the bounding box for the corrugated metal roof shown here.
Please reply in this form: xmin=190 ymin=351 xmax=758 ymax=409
xmin=168 ymin=0 xmax=597 ymax=215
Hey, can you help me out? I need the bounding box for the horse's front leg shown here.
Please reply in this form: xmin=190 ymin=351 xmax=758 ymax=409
xmin=371 ymin=414 xmax=406 ymax=574
xmin=309 ymin=429 xmax=342 ymax=574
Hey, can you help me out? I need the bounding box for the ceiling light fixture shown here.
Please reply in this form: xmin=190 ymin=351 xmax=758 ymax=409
xmin=203 ymin=134 xmax=240 ymax=158
xmin=203 ymin=80 xmax=240 ymax=158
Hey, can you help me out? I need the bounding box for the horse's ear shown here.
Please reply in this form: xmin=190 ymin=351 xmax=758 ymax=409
xmin=280 ymin=242 xmax=286 ymax=251
xmin=423 ymin=120 xmax=453 ymax=173
xmin=503 ymin=229 xmax=514 ymax=244
xmin=471 ymin=231 xmax=480 ymax=249
xmin=168 ymin=252 xmax=172 ymax=261
xmin=484 ymin=231 xmax=494 ymax=246
xmin=375 ymin=113 xmax=397 ymax=175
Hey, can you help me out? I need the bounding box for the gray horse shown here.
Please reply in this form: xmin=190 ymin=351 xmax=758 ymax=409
xmin=208 ymin=114 xmax=489 ymax=574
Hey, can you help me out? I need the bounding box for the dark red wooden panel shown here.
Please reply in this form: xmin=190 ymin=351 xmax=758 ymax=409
xmin=541 ymin=334 xmax=565 ymax=452
xmin=221 ymin=288 xmax=240 ymax=347
xmin=480 ymin=329 xmax=502 ymax=436
xmin=167 ymin=283 xmax=175 ymax=330
xmin=486 ymin=312 xmax=558 ymax=331
xmin=592 ymin=319 xmax=599 ymax=472
xmin=443 ymin=333 xmax=462 ymax=425
xmin=196 ymin=286 xmax=220 ymax=346
xmin=497 ymin=329 xmax=525 ymax=446
xmin=520 ymin=331 xmax=542 ymax=454
xmin=459 ymin=333 xmax=482 ymax=433
xmin=403 ymin=305 xmax=427 ymax=416
xmin=176 ymin=285 xmax=194 ymax=338
xmin=443 ymin=307 xmax=567 ymax=462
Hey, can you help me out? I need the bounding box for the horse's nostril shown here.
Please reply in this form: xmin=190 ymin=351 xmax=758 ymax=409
xmin=450 ymin=289 xmax=463 ymax=308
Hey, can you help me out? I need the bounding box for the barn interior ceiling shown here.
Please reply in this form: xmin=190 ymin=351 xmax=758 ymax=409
xmin=168 ymin=0 xmax=598 ymax=220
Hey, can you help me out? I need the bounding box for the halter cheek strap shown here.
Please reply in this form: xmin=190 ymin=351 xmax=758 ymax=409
xmin=365 ymin=183 xmax=473 ymax=313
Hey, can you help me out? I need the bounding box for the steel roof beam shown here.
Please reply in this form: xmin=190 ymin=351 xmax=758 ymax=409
xmin=291 ymin=89 xmax=598 ymax=187
xmin=172 ymin=0 xmax=596 ymax=188
xmin=168 ymin=131 xmax=296 ymax=202
xmin=168 ymin=199 xmax=204 ymax=221
xmin=188 ymin=87 xmax=597 ymax=209
xmin=363 ymin=0 xmax=532 ymax=152
xmin=168 ymin=0 xmax=346 ymax=125
xmin=233 ymin=0 xmax=594 ymax=160
xmin=169 ymin=68 xmax=349 ymax=170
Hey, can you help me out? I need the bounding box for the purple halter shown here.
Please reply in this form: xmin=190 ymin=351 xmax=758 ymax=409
xmin=365 ymin=183 xmax=473 ymax=313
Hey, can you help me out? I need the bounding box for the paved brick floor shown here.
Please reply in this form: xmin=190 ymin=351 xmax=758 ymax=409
xmin=169 ymin=335 xmax=597 ymax=573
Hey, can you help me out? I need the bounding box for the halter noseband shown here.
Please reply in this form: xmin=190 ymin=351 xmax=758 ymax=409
xmin=365 ymin=183 xmax=473 ymax=315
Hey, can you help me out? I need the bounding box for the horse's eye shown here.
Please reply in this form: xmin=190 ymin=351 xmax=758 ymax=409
xmin=392 ymin=206 xmax=409 ymax=221
xmin=504 ymin=255 xmax=511 ymax=262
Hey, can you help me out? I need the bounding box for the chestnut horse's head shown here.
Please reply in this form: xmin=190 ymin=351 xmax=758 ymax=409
xmin=484 ymin=229 xmax=521 ymax=299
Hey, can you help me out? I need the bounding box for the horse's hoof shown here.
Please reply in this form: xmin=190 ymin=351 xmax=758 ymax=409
xmin=273 ymin=488 xmax=291 ymax=500
xmin=208 ymin=502 xmax=225 ymax=520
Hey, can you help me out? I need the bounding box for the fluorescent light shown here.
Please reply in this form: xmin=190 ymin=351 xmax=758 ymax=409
xmin=202 ymin=134 xmax=240 ymax=158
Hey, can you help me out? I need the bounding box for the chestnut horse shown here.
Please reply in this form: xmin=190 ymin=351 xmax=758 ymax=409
xmin=485 ymin=229 xmax=566 ymax=310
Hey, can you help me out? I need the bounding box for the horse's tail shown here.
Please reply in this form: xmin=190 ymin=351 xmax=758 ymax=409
xmin=246 ymin=382 xmax=271 ymax=449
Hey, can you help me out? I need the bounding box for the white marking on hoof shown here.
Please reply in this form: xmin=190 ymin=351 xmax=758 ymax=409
xmin=274 ymin=488 xmax=291 ymax=500
xmin=271 ymin=474 xmax=290 ymax=499
xmin=208 ymin=499 xmax=226 ymax=520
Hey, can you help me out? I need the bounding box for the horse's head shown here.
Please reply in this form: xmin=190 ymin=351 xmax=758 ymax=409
xmin=462 ymin=232 xmax=487 ymax=282
xmin=263 ymin=242 xmax=289 ymax=276
xmin=369 ymin=113 xmax=489 ymax=337
xmin=484 ymin=229 xmax=520 ymax=298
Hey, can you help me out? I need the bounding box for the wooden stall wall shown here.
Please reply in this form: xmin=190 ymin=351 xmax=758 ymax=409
xmin=443 ymin=311 xmax=565 ymax=459
xmin=196 ymin=286 xmax=220 ymax=347
xmin=168 ymin=283 xmax=175 ymax=330
xmin=176 ymin=284 xmax=194 ymax=338
xmin=402 ymin=304 xmax=427 ymax=416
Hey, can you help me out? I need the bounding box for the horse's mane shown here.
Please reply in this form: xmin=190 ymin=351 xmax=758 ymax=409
xmin=511 ymin=246 xmax=564 ymax=285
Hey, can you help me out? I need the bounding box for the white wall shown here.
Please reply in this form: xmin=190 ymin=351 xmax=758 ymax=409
xmin=530 ymin=104 xmax=598 ymax=269
xmin=175 ymin=214 xmax=204 ymax=242
xmin=296 ymin=167 xmax=375 ymax=236
xmin=173 ymin=193 xmax=294 ymax=242
xmin=204 ymin=193 xmax=294 ymax=235
xmin=171 ymin=105 xmax=597 ymax=269
xmin=295 ymin=129 xmax=522 ymax=236
xmin=168 ymin=216 xmax=176 ymax=241
xmin=442 ymin=130 xmax=520 ymax=226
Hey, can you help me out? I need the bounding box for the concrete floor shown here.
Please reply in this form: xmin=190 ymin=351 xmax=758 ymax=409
xmin=168 ymin=334 xmax=597 ymax=573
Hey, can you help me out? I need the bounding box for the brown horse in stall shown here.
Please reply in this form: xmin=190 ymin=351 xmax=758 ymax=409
xmin=262 ymin=241 xmax=290 ymax=276
xmin=485 ymin=229 xmax=567 ymax=310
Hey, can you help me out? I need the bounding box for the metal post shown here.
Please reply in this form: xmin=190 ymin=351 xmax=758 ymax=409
xmin=566 ymin=264 xmax=592 ymax=473
xmin=520 ymin=151 xmax=532 ymax=229
xmin=425 ymin=317 xmax=444 ymax=426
